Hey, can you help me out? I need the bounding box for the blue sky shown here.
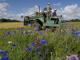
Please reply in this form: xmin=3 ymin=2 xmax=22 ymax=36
xmin=0 ymin=0 xmax=80 ymax=20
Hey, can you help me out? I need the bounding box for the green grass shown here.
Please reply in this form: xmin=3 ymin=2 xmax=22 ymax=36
xmin=0 ymin=23 xmax=80 ymax=60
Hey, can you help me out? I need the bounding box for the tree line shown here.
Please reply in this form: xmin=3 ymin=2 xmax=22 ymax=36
xmin=0 ymin=18 xmax=21 ymax=22
xmin=64 ymin=19 xmax=80 ymax=22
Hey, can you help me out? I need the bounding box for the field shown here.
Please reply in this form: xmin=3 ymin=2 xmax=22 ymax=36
xmin=0 ymin=22 xmax=80 ymax=60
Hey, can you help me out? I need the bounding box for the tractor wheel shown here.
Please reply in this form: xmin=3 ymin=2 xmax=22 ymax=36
xmin=29 ymin=21 xmax=42 ymax=30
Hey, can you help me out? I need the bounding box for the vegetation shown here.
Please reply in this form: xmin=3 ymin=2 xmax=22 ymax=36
xmin=0 ymin=22 xmax=80 ymax=60
xmin=0 ymin=18 xmax=21 ymax=22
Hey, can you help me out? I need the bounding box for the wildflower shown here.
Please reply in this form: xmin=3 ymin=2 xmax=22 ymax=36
xmin=36 ymin=52 xmax=40 ymax=55
xmin=31 ymin=42 xmax=35 ymax=46
xmin=18 ymin=48 xmax=20 ymax=50
xmin=7 ymin=31 xmax=10 ymax=34
xmin=36 ymin=40 xmax=39 ymax=44
xmin=21 ymin=27 xmax=23 ymax=30
xmin=13 ymin=30 xmax=16 ymax=33
xmin=46 ymin=49 xmax=49 ymax=52
xmin=23 ymin=48 xmax=26 ymax=50
xmin=27 ymin=46 xmax=32 ymax=51
xmin=17 ymin=28 xmax=20 ymax=30
xmin=72 ymin=28 xmax=75 ymax=31
xmin=37 ymin=47 xmax=40 ymax=50
xmin=25 ymin=23 xmax=27 ymax=25
xmin=78 ymin=34 xmax=80 ymax=37
xmin=8 ymin=41 xmax=12 ymax=44
xmin=23 ymin=31 xmax=27 ymax=34
xmin=0 ymin=50 xmax=8 ymax=55
xmin=37 ymin=39 xmax=40 ymax=41
xmin=41 ymin=40 xmax=46 ymax=43
xmin=64 ymin=49 xmax=66 ymax=52
xmin=40 ymin=32 xmax=42 ymax=34
xmin=0 ymin=49 xmax=2 ymax=53
xmin=35 ymin=29 xmax=39 ymax=32
xmin=1 ymin=56 xmax=9 ymax=60
xmin=67 ymin=54 xmax=79 ymax=60
xmin=11 ymin=43 xmax=16 ymax=46
xmin=22 ymin=58 xmax=24 ymax=60
xmin=39 ymin=43 xmax=42 ymax=45
xmin=39 ymin=54 xmax=43 ymax=59
xmin=66 ymin=31 xmax=69 ymax=34
xmin=66 ymin=46 xmax=69 ymax=49
xmin=28 ymin=30 xmax=31 ymax=32
xmin=2 ymin=36 xmax=4 ymax=38
xmin=14 ymin=33 xmax=16 ymax=35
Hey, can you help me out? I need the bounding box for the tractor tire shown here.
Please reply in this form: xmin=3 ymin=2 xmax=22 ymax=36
xmin=29 ymin=21 xmax=42 ymax=30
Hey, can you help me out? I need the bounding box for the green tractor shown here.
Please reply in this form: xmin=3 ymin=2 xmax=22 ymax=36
xmin=22 ymin=6 xmax=62 ymax=30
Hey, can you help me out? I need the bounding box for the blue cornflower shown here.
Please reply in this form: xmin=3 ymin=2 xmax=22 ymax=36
xmin=66 ymin=46 xmax=69 ymax=49
xmin=35 ymin=29 xmax=39 ymax=31
xmin=11 ymin=43 xmax=16 ymax=46
xmin=78 ymin=34 xmax=80 ymax=37
xmin=17 ymin=28 xmax=20 ymax=30
xmin=0 ymin=50 xmax=8 ymax=55
xmin=48 ymin=57 xmax=49 ymax=59
xmin=7 ymin=31 xmax=10 ymax=34
xmin=13 ymin=30 xmax=16 ymax=33
xmin=72 ymin=32 xmax=75 ymax=35
xmin=25 ymin=23 xmax=27 ymax=25
xmin=27 ymin=46 xmax=32 ymax=51
xmin=36 ymin=52 xmax=40 ymax=55
xmin=8 ymin=30 xmax=10 ymax=31
xmin=39 ymin=43 xmax=42 ymax=45
xmin=22 ymin=58 xmax=24 ymax=60
xmin=66 ymin=31 xmax=69 ymax=34
xmin=2 ymin=36 xmax=4 ymax=38
xmin=39 ymin=54 xmax=43 ymax=59
xmin=1 ymin=56 xmax=9 ymax=60
xmin=64 ymin=49 xmax=66 ymax=52
xmin=37 ymin=47 xmax=40 ymax=50
xmin=5 ymin=30 xmax=7 ymax=31
xmin=46 ymin=49 xmax=49 ymax=52
xmin=21 ymin=27 xmax=23 ymax=30
xmin=41 ymin=40 xmax=46 ymax=43
xmin=77 ymin=31 xmax=80 ymax=34
xmin=40 ymin=32 xmax=42 ymax=34
xmin=18 ymin=48 xmax=20 ymax=50
xmin=0 ymin=49 xmax=2 ymax=52
xmin=31 ymin=42 xmax=35 ymax=46
xmin=14 ymin=33 xmax=16 ymax=35
xmin=37 ymin=39 xmax=40 ymax=41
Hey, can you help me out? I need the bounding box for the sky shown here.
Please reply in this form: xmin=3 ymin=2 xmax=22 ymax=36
xmin=0 ymin=0 xmax=80 ymax=21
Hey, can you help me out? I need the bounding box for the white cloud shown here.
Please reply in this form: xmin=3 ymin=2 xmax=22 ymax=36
xmin=0 ymin=2 xmax=10 ymax=11
xmin=0 ymin=3 xmax=80 ymax=21
xmin=56 ymin=4 xmax=80 ymax=20
xmin=53 ymin=3 xmax=61 ymax=6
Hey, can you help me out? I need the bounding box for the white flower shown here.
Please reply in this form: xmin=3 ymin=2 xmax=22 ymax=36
xmin=8 ymin=41 xmax=12 ymax=44
xmin=61 ymin=30 xmax=63 ymax=32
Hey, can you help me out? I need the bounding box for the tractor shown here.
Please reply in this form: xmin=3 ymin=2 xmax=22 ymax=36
xmin=22 ymin=6 xmax=62 ymax=31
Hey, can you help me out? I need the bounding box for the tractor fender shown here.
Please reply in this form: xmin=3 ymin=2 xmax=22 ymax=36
xmin=35 ymin=19 xmax=43 ymax=26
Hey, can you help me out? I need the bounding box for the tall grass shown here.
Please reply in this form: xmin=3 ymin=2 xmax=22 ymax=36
xmin=0 ymin=23 xmax=80 ymax=60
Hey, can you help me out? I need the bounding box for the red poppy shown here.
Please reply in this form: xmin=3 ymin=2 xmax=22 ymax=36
xmin=36 ymin=40 xmax=39 ymax=44
xmin=23 ymin=48 xmax=26 ymax=50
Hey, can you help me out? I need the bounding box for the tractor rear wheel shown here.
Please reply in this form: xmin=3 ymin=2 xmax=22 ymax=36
xmin=29 ymin=21 xmax=42 ymax=30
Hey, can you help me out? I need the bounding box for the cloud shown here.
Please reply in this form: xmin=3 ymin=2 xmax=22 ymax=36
xmin=56 ymin=4 xmax=80 ymax=20
xmin=0 ymin=5 xmax=42 ymax=21
xmin=0 ymin=3 xmax=80 ymax=21
xmin=0 ymin=2 xmax=10 ymax=11
xmin=53 ymin=3 xmax=61 ymax=6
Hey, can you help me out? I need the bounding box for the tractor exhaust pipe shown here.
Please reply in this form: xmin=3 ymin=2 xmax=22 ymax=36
xmin=38 ymin=6 xmax=40 ymax=17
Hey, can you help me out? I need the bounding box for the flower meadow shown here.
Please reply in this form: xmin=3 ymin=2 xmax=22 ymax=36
xmin=0 ymin=23 xmax=80 ymax=60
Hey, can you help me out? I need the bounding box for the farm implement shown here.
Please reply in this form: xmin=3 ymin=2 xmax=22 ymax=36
xmin=21 ymin=6 xmax=62 ymax=31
